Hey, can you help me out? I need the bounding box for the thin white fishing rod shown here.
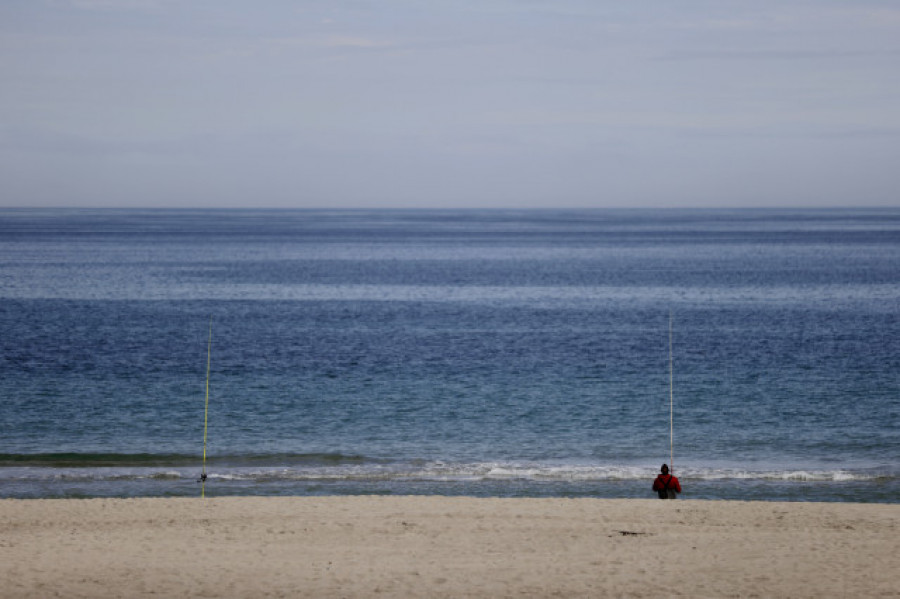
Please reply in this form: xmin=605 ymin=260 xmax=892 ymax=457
xmin=669 ymin=311 xmax=674 ymax=475
xmin=201 ymin=316 xmax=212 ymax=498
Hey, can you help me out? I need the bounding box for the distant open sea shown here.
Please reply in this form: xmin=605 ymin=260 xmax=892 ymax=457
xmin=1 ymin=208 xmax=898 ymax=502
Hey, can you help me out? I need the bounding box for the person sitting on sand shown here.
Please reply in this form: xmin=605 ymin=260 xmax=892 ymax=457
xmin=653 ymin=464 xmax=681 ymax=499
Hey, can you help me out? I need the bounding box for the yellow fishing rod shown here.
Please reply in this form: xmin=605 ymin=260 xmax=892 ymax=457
xmin=200 ymin=316 xmax=212 ymax=498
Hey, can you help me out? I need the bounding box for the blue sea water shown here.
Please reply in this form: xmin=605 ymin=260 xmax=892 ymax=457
xmin=0 ymin=208 xmax=898 ymax=502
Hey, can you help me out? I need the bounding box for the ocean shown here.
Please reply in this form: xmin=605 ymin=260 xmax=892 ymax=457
xmin=1 ymin=208 xmax=898 ymax=502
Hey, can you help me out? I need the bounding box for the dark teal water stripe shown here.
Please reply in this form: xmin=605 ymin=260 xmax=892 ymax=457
xmin=0 ymin=452 xmax=373 ymax=468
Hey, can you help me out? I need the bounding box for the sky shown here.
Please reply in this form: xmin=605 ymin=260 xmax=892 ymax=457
xmin=1 ymin=1 xmax=899 ymax=209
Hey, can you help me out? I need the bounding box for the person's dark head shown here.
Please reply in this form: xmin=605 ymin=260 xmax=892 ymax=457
xmin=661 ymin=464 xmax=669 ymax=475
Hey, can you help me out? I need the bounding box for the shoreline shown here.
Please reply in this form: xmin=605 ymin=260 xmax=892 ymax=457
xmin=1 ymin=496 xmax=897 ymax=598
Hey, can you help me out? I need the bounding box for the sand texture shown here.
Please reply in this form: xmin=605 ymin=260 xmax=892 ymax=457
xmin=1 ymin=496 xmax=897 ymax=598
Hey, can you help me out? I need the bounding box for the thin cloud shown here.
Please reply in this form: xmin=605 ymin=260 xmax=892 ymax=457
xmin=266 ymin=35 xmax=397 ymax=50
xmin=659 ymin=48 xmax=900 ymax=62
xmin=66 ymin=0 xmax=174 ymax=12
xmin=0 ymin=126 xmax=206 ymax=156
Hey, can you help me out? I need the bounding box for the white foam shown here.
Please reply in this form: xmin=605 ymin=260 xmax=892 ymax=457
xmin=1 ymin=463 xmax=889 ymax=485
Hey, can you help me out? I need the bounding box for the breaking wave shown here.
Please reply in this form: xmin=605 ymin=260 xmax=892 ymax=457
xmin=0 ymin=453 xmax=893 ymax=485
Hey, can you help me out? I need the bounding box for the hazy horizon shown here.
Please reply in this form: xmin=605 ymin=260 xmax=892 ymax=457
xmin=3 ymin=1 xmax=899 ymax=209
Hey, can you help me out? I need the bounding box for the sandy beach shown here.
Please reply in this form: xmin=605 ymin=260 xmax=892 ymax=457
xmin=0 ymin=496 xmax=897 ymax=598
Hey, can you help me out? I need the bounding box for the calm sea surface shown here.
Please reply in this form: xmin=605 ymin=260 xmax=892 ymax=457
xmin=1 ymin=209 xmax=898 ymax=502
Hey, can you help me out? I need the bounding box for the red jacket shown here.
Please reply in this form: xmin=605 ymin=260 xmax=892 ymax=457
xmin=653 ymin=473 xmax=681 ymax=494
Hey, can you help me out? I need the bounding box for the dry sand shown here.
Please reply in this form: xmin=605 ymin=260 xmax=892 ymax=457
xmin=1 ymin=496 xmax=897 ymax=598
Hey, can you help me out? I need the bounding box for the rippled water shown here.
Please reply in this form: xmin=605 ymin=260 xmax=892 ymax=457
xmin=1 ymin=209 xmax=898 ymax=501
